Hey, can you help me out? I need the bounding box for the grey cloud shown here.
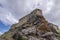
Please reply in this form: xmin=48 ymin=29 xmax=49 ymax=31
xmin=44 ymin=0 xmax=60 ymax=28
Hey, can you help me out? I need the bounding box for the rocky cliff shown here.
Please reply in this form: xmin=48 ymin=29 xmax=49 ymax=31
xmin=0 ymin=9 xmax=60 ymax=40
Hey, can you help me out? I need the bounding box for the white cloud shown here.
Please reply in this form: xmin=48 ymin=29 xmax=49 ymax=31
xmin=0 ymin=32 xmax=3 ymax=35
xmin=0 ymin=7 xmax=18 ymax=25
xmin=24 ymin=0 xmax=54 ymax=14
xmin=6 ymin=13 xmax=18 ymax=24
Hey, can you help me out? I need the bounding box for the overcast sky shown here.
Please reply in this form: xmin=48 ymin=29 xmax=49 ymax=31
xmin=0 ymin=0 xmax=60 ymax=34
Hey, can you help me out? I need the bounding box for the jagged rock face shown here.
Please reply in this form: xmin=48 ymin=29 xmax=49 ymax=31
xmin=0 ymin=9 xmax=60 ymax=40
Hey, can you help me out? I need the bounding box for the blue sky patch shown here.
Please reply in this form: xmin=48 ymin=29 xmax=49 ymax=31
xmin=0 ymin=20 xmax=10 ymax=33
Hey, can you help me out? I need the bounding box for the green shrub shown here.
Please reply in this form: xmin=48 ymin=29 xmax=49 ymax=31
xmin=17 ymin=35 xmax=26 ymax=40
